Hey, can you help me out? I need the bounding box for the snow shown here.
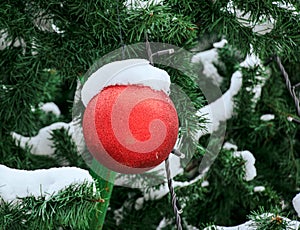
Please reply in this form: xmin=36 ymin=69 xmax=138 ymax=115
xmin=0 ymin=165 xmax=94 ymax=202
xmin=272 ymin=1 xmax=299 ymax=15
xmin=224 ymin=1 xmax=275 ymax=35
xmin=51 ymin=24 xmax=64 ymax=34
xmin=240 ymin=51 xmax=261 ymax=68
xmin=0 ymin=29 xmax=25 ymax=50
xmin=81 ymin=59 xmax=171 ymax=107
xmin=198 ymin=49 xmax=260 ymax=135
xmin=223 ymin=145 xmax=257 ymax=182
xmin=125 ymin=0 xmax=162 ymax=9
xmin=260 ymin=114 xmax=275 ymax=121
xmin=195 ymin=70 xmax=242 ymax=137
xmin=201 ymin=180 xmax=209 ymax=187
xmin=114 ymin=152 xmax=183 ymax=188
xmin=195 ymin=50 xmax=264 ymax=139
xmin=191 ymin=39 xmax=228 ymax=86
xmin=135 ymin=172 xmax=206 ymax=208
xmin=254 ymin=186 xmax=265 ymax=192
xmin=134 ymin=196 xmax=144 ymax=210
xmin=243 ymin=49 xmax=269 ymax=109
xmin=148 ymin=152 xmax=183 ymax=177
xmin=39 ymin=102 xmax=61 ymax=116
xmin=131 ymin=47 xmax=261 ymax=205
xmin=223 ymin=142 xmax=238 ymax=151
xmin=164 ymin=212 xmax=299 ymax=230
xmin=213 ymin=39 xmax=228 ymax=48
xmin=233 ymin=150 xmax=256 ymax=181
xmin=114 ymin=205 xmax=125 ymax=226
xmin=204 ymin=214 xmax=300 ymax=230
xmin=156 ymin=217 xmax=200 ymax=230
xmin=11 ymin=122 xmax=75 ymax=156
xmin=293 ymin=193 xmax=300 ymax=217
xmin=156 ymin=218 xmax=173 ymax=230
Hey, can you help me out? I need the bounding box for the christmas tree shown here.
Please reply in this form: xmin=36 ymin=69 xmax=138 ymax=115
xmin=1 ymin=0 xmax=300 ymax=229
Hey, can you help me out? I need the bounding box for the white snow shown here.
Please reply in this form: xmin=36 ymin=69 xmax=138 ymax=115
xmin=114 ymin=200 xmax=136 ymax=226
xmin=201 ymin=180 xmax=209 ymax=187
xmin=213 ymin=39 xmax=228 ymax=48
xmin=194 ymin=50 xmax=264 ymax=139
xmin=187 ymin=225 xmax=200 ymax=230
xmin=114 ymin=205 xmax=125 ymax=226
xmin=39 ymin=102 xmax=61 ymax=116
xmin=240 ymin=51 xmax=262 ymax=68
xmin=0 ymin=165 xmax=95 ymax=202
xmin=135 ymin=172 xmax=206 ymax=207
xmin=11 ymin=122 xmax=75 ymax=156
xmin=224 ymin=1 xmax=275 ymax=35
xmin=272 ymin=1 xmax=299 ymax=15
xmin=81 ymin=59 xmax=171 ymax=107
xmin=293 ymin=193 xmax=300 ymax=217
xmin=129 ymin=48 xmax=262 ymax=205
xmin=223 ymin=142 xmax=238 ymax=151
xmin=243 ymin=49 xmax=269 ymax=109
xmin=0 ymin=29 xmax=25 ymax=50
xmin=134 ymin=196 xmax=144 ymax=210
xmin=125 ymin=0 xmax=163 ymax=9
xmin=148 ymin=152 xmax=183 ymax=177
xmin=254 ymin=186 xmax=265 ymax=192
xmin=156 ymin=218 xmax=173 ymax=230
xmin=195 ymin=70 xmax=242 ymax=137
xmin=224 ymin=144 xmax=257 ymax=182
xmin=114 ymin=153 xmax=183 ymax=188
xmin=191 ymin=39 xmax=228 ymax=86
xmin=204 ymin=214 xmax=300 ymax=230
xmin=260 ymin=114 xmax=275 ymax=121
xmin=233 ymin=150 xmax=256 ymax=181
xmin=51 ymin=24 xmax=64 ymax=34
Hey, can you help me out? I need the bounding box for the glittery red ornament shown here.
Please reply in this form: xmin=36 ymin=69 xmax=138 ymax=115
xmin=82 ymin=85 xmax=179 ymax=174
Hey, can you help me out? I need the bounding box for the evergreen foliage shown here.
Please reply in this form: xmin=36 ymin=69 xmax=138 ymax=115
xmin=0 ymin=182 xmax=101 ymax=230
xmin=1 ymin=0 xmax=300 ymax=229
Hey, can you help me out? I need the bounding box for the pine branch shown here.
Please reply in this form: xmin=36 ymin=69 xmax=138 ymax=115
xmin=0 ymin=182 xmax=102 ymax=230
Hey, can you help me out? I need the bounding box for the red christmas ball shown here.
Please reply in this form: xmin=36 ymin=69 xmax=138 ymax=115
xmin=82 ymin=85 xmax=179 ymax=174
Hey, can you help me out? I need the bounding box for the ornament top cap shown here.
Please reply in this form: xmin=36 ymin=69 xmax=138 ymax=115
xmin=81 ymin=59 xmax=171 ymax=107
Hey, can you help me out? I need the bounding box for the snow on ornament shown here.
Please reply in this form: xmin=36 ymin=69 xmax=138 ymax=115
xmin=81 ymin=59 xmax=179 ymax=174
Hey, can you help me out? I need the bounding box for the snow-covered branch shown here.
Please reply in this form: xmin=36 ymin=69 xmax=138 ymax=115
xmin=0 ymin=165 xmax=95 ymax=202
xmin=11 ymin=122 xmax=74 ymax=156
xmin=204 ymin=214 xmax=300 ymax=230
